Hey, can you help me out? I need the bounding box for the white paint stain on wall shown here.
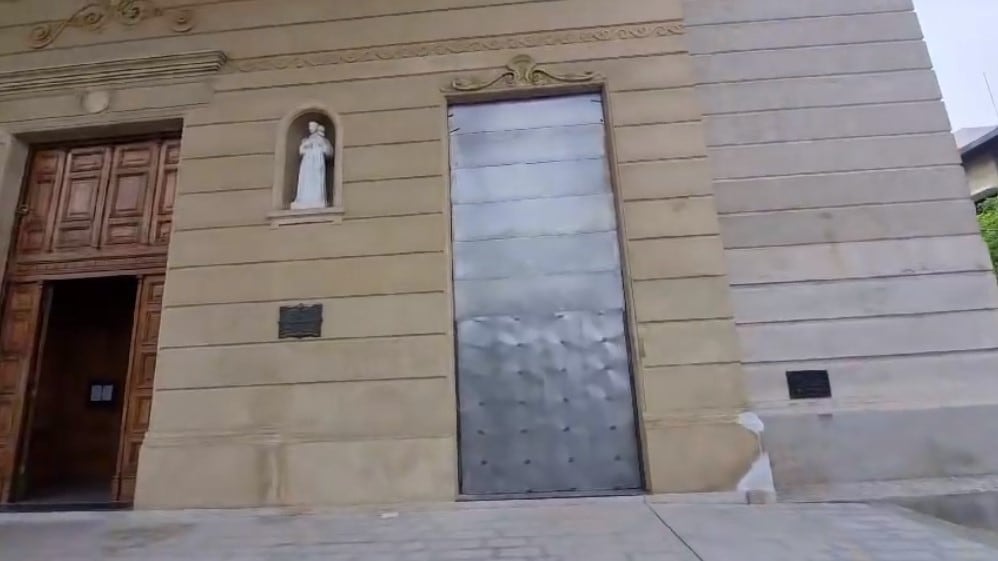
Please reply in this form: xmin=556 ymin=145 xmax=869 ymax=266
xmin=737 ymin=412 xmax=776 ymax=496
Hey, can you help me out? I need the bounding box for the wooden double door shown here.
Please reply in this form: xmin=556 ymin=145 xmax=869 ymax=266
xmin=0 ymin=135 xmax=177 ymax=505
xmin=16 ymin=138 xmax=178 ymax=259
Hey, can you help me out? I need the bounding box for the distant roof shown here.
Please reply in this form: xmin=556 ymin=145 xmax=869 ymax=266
xmin=957 ymin=125 xmax=998 ymax=157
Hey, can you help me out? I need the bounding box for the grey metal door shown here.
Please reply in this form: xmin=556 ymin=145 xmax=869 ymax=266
xmin=450 ymin=94 xmax=642 ymax=496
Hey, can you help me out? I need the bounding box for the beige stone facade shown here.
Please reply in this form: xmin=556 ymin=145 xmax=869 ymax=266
xmin=0 ymin=0 xmax=994 ymax=509
xmin=687 ymin=0 xmax=998 ymax=497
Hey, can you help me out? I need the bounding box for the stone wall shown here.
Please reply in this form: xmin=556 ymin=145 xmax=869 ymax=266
xmin=686 ymin=0 xmax=998 ymax=493
xmin=10 ymin=0 xmax=992 ymax=506
xmin=0 ymin=0 xmax=757 ymax=507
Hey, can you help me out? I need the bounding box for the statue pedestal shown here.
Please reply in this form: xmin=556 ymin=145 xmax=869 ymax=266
xmin=290 ymin=200 xmax=327 ymax=211
xmin=268 ymin=206 xmax=344 ymax=227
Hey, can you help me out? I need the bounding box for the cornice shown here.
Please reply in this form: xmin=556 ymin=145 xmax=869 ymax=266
xmin=233 ymin=21 xmax=685 ymax=73
xmin=0 ymin=50 xmax=227 ymax=98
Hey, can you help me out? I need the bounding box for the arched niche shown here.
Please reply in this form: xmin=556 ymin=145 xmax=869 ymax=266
xmin=270 ymin=103 xmax=344 ymax=225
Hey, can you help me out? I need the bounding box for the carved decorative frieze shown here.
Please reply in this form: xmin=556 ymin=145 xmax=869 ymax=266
xmin=233 ymin=21 xmax=685 ymax=73
xmin=28 ymin=0 xmax=195 ymax=49
xmin=0 ymin=51 xmax=226 ymax=98
xmin=448 ymin=54 xmax=597 ymax=92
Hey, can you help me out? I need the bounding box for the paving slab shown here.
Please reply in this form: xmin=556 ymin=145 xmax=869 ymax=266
xmin=653 ymin=503 xmax=998 ymax=561
xmin=1 ymin=497 xmax=996 ymax=561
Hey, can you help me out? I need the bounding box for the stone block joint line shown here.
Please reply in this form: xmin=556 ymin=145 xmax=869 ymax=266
xmin=644 ymin=500 xmax=707 ymax=561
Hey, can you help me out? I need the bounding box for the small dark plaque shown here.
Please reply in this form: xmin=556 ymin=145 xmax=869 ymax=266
xmin=87 ymin=380 xmax=117 ymax=409
xmin=279 ymin=304 xmax=323 ymax=339
xmin=786 ymin=370 xmax=832 ymax=400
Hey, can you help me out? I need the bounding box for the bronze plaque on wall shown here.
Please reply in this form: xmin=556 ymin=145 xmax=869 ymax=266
xmin=278 ymin=304 xmax=322 ymax=339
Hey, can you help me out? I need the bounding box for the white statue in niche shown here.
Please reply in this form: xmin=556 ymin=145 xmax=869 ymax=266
xmin=291 ymin=121 xmax=333 ymax=210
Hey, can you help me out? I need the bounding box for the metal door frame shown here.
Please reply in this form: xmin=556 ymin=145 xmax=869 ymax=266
xmin=442 ymin=84 xmax=649 ymax=498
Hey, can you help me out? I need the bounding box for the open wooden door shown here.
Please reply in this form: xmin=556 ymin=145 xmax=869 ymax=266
xmin=112 ymin=274 xmax=163 ymax=503
xmin=0 ymin=283 xmax=44 ymax=503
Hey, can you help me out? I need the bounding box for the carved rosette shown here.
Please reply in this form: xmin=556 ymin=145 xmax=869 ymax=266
xmin=28 ymin=0 xmax=196 ymax=49
xmin=448 ymin=55 xmax=599 ymax=92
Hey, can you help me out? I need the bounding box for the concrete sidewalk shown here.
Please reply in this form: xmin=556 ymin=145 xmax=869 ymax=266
xmin=1 ymin=497 xmax=997 ymax=561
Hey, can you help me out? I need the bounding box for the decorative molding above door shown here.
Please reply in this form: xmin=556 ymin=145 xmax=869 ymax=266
xmin=0 ymin=51 xmax=226 ymax=98
xmin=446 ymin=55 xmax=600 ymax=93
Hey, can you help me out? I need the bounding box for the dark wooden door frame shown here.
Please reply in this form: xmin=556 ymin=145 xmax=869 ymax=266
xmin=9 ymin=283 xmax=53 ymax=502
xmin=0 ymin=135 xmax=176 ymax=506
xmin=0 ymin=283 xmax=45 ymax=503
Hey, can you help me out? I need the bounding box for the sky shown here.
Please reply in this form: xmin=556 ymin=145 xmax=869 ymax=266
xmin=915 ymin=0 xmax=998 ymax=131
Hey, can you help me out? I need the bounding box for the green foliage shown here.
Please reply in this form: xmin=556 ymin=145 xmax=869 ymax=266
xmin=978 ymin=197 xmax=998 ymax=275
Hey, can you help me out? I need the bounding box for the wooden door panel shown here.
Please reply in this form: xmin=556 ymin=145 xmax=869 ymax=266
xmin=151 ymin=141 xmax=180 ymax=246
xmin=0 ymin=362 xmax=18 ymax=395
xmin=148 ymin=278 xmax=165 ymax=305
xmin=31 ymin=152 xmax=61 ymax=175
xmin=116 ymin=435 xmax=143 ymax=500
xmin=0 ymin=388 xmax=23 ymax=485
xmin=67 ymin=150 xmax=105 ymax=172
xmin=16 ymin=151 xmax=65 ymax=255
xmin=0 ymin=400 xmax=15 ymax=436
xmin=113 ymin=274 xmax=164 ymax=503
xmin=140 ymin=311 xmax=161 ymax=345
xmin=110 ymin=175 xmax=146 ymax=216
xmin=118 ymin=145 xmax=154 ymax=168
xmin=15 ymin=137 xmax=178 ymax=270
xmin=17 ymin=178 xmax=57 ymax=252
xmin=127 ymin=389 xmax=153 ymax=433
xmin=101 ymin=143 xmax=159 ymax=247
xmin=0 ymin=442 xmax=10 ymax=501
xmin=0 ymin=283 xmax=43 ymax=503
xmin=120 ymin=435 xmax=143 ymax=475
xmin=136 ymin=352 xmax=157 ymax=388
xmin=52 ymin=148 xmax=110 ymax=251
xmin=64 ymin=178 xmax=100 ymax=219
xmin=103 ymin=169 xmax=144 ymax=244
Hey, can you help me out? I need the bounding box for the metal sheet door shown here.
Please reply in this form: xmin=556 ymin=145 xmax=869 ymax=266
xmin=450 ymin=94 xmax=642 ymax=496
